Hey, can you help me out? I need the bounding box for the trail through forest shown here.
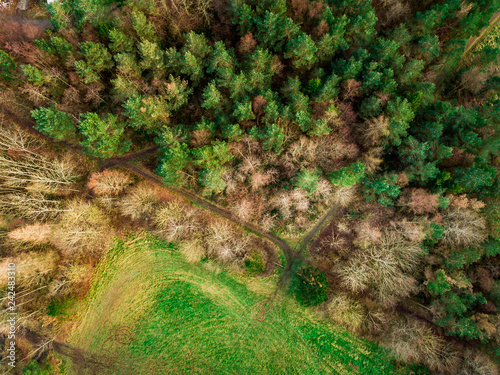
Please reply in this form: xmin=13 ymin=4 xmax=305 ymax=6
xmin=0 ymin=103 xmax=340 ymax=287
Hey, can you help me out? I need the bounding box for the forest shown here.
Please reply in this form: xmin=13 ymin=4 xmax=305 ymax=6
xmin=0 ymin=0 xmax=500 ymax=373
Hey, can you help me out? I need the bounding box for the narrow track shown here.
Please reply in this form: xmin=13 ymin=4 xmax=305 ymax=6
xmin=0 ymin=103 xmax=341 ymax=284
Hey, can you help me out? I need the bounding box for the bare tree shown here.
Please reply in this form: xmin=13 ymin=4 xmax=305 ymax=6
xmin=0 ymin=124 xmax=79 ymax=195
xmin=153 ymin=201 xmax=199 ymax=241
xmin=0 ymin=192 xmax=67 ymax=221
xmin=441 ymin=208 xmax=488 ymax=248
xmin=87 ymin=169 xmax=133 ymax=196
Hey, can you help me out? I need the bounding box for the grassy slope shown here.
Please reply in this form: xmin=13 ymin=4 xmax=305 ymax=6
xmin=68 ymin=233 xmax=427 ymax=375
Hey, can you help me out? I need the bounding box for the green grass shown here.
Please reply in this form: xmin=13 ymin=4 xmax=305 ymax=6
xmin=69 ymin=232 xmax=428 ymax=375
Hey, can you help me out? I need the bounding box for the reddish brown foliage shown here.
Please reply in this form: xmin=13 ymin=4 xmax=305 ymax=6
xmin=448 ymin=194 xmax=485 ymax=211
xmin=475 ymin=267 xmax=493 ymax=292
xmin=252 ymin=95 xmax=266 ymax=116
xmin=401 ymin=188 xmax=439 ymax=215
xmin=338 ymin=102 xmax=357 ymax=126
xmin=313 ymin=19 xmax=329 ymax=39
xmin=238 ymin=33 xmax=257 ymax=54
xmin=88 ymin=169 xmax=133 ymax=196
xmin=396 ymin=172 xmax=410 ymax=187
xmin=0 ymin=20 xmax=43 ymax=47
xmin=441 ymin=147 xmax=475 ymax=168
xmin=309 ymin=1 xmax=325 ymax=18
xmin=290 ymin=0 xmax=308 ymax=21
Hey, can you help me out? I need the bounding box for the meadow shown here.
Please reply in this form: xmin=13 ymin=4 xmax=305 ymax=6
xmin=66 ymin=233 xmax=427 ymax=375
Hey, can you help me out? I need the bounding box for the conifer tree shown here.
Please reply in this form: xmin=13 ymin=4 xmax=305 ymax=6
xmin=31 ymin=104 xmax=75 ymax=141
xmin=78 ymin=113 xmax=131 ymax=158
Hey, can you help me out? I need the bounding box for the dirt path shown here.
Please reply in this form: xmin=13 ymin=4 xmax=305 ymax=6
xmin=0 ymin=104 xmax=296 ymax=277
xmin=463 ymin=10 xmax=500 ymax=58
xmin=0 ymin=102 xmax=342 ymax=285
xmin=297 ymin=204 xmax=341 ymax=253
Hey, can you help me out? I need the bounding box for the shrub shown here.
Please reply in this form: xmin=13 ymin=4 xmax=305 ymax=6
xmin=291 ymin=266 xmax=329 ymax=306
xmin=328 ymin=161 xmax=366 ymax=187
xmin=326 ymin=294 xmax=365 ymax=333
xmin=205 ymin=220 xmax=251 ymax=265
xmin=7 ymin=223 xmax=52 ymax=245
xmin=293 ymin=168 xmax=321 ymax=194
xmin=383 ymin=318 xmax=461 ymax=374
xmin=179 ymin=238 xmax=206 ymax=263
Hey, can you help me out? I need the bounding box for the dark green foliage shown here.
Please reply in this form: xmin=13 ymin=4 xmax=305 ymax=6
xmin=21 ymin=65 xmax=46 ymax=85
xmin=427 ymin=270 xmax=452 ymax=296
xmin=7 ymin=0 xmax=500 ymax=353
xmin=386 ymin=97 xmax=414 ymax=146
xmin=109 ymin=28 xmax=134 ymax=53
xmin=249 ymin=123 xmax=285 ymax=154
xmin=222 ymin=123 xmax=243 ymax=142
xmin=79 ymin=112 xmax=131 ymax=158
xmin=363 ymin=173 xmax=401 ymax=206
xmin=244 ymin=251 xmax=265 ymax=274
xmin=399 ymin=136 xmax=439 ymax=183
xmin=138 ymin=40 xmax=165 ymax=77
xmin=316 ymin=74 xmax=341 ymax=102
xmin=123 ymin=95 xmax=170 ymax=131
xmin=132 ymin=10 xmax=157 ymax=42
xmin=233 ymin=100 xmax=255 ymax=122
xmin=198 ymin=165 xmax=227 ymax=195
xmin=291 ymin=266 xmax=329 ymax=307
xmin=453 ymin=157 xmax=497 ymax=193
xmin=22 ymin=359 xmax=53 ymax=375
xmin=31 ymin=104 xmax=75 ymax=141
xmin=0 ymin=50 xmax=17 ymax=81
xmin=202 ymin=81 xmax=222 ymax=110
xmin=360 ymin=96 xmax=382 ymax=118
xmin=284 ymin=33 xmax=317 ymax=70
xmin=158 ymin=141 xmax=190 ymax=186
xmin=79 ymin=41 xmax=114 ymax=73
xmin=433 ymin=290 xmax=488 ymax=341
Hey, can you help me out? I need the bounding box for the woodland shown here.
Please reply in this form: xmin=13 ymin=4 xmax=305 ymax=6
xmin=0 ymin=0 xmax=500 ymax=373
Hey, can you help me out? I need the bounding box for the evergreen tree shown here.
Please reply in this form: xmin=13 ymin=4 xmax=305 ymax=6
xmin=453 ymin=157 xmax=497 ymax=193
xmin=109 ymin=28 xmax=134 ymax=53
xmin=158 ymin=141 xmax=190 ymax=186
xmin=0 ymin=50 xmax=17 ymax=81
xmin=202 ymin=81 xmax=222 ymax=110
xmin=363 ymin=173 xmax=401 ymax=206
xmin=138 ymin=40 xmax=165 ymax=78
xmin=284 ymin=33 xmax=317 ymax=70
xmin=123 ymin=95 xmax=170 ymax=132
xmin=316 ymin=73 xmax=341 ymax=103
xmin=294 ymin=168 xmax=321 ymax=194
xmin=233 ymin=100 xmax=256 ymax=122
xmin=78 ymin=113 xmax=131 ymax=158
xmin=79 ymin=41 xmax=114 ymax=73
xmin=386 ymin=97 xmax=415 ymax=146
xmin=360 ymin=96 xmax=382 ymax=118
xmin=31 ymin=104 xmax=75 ymax=141
xmin=131 ymin=11 xmax=157 ymax=42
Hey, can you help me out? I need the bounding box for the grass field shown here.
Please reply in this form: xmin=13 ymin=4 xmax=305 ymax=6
xmin=67 ymin=233 xmax=427 ymax=375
